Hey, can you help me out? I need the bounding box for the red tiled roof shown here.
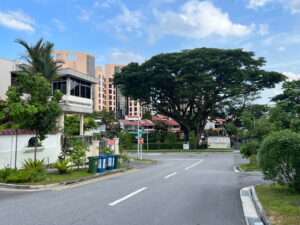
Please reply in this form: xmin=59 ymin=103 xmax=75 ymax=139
xmin=164 ymin=120 xmax=180 ymax=126
xmin=0 ymin=129 xmax=35 ymax=136
xmin=125 ymin=115 xmax=139 ymax=118
xmin=119 ymin=120 xmax=136 ymax=126
xmin=120 ymin=120 xmax=155 ymax=127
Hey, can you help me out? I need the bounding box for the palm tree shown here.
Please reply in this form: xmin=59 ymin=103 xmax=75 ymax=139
xmin=15 ymin=38 xmax=63 ymax=81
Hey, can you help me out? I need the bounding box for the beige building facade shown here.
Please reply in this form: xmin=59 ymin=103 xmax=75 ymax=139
xmin=94 ymin=64 xmax=145 ymax=118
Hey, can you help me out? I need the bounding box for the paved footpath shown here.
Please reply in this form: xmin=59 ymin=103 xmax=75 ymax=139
xmin=0 ymin=152 xmax=267 ymax=225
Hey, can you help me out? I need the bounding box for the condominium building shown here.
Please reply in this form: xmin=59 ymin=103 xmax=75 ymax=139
xmin=94 ymin=64 xmax=146 ymax=118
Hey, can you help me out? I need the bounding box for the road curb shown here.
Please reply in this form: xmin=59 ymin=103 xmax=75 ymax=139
xmin=251 ymin=186 xmax=272 ymax=225
xmin=233 ymin=165 xmax=243 ymax=172
xmin=0 ymin=168 xmax=133 ymax=190
xmin=240 ymin=185 xmax=272 ymax=225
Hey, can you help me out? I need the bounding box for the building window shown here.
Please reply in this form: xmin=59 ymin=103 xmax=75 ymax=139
xmin=53 ymin=77 xmax=67 ymax=94
xmin=70 ymin=78 xmax=91 ymax=99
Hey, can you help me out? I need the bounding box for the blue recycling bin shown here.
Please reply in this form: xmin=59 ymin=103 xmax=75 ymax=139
xmin=98 ymin=155 xmax=107 ymax=173
xmin=107 ymin=155 xmax=115 ymax=170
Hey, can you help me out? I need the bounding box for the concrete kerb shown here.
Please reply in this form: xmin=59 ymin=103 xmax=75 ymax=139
xmin=251 ymin=186 xmax=272 ymax=225
xmin=0 ymin=168 xmax=133 ymax=191
xmin=240 ymin=185 xmax=272 ymax=225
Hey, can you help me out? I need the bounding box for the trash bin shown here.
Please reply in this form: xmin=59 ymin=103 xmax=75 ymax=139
xmin=107 ymin=155 xmax=114 ymax=170
xmin=98 ymin=155 xmax=107 ymax=173
xmin=114 ymin=155 xmax=120 ymax=169
xmin=88 ymin=156 xmax=98 ymax=173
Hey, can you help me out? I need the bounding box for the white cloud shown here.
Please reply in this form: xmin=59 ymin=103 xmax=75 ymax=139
xmin=78 ymin=8 xmax=92 ymax=21
xmin=149 ymin=0 xmax=253 ymax=42
xmin=281 ymin=71 xmax=300 ymax=81
xmin=109 ymin=50 xmax=145 ymax=64
xmin=0 ymin=10 xmax=35 ymax=32
xmin=248 ymin=0 xmax=272 ymax=9
xmin=52 ymin=18 xmax=66 ymax=32
xmin=248 ymin=0 xmax=300 ymax=14
xmin=257 ymin=24 xmax=269 ymax=35
xmin=108 ymin=5 xmax=142 ymax=32
xmin=277 ymin=46 xmax=285 ymax=51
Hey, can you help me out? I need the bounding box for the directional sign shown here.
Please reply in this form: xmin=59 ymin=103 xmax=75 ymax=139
xmin=135 ymin=134 xmax=142 ymax=139
xmin=132 ymin=131 xmax=148 ymax=134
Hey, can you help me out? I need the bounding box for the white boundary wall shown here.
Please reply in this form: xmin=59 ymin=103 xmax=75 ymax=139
xmin=0 ymin=133 xmax=61 ymax=169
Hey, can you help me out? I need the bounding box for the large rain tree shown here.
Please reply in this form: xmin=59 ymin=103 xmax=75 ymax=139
xmin=114 ymin=48 xmax=285 ymax=146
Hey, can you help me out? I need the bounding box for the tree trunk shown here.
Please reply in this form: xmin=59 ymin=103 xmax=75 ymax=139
xmin=195 ymin=126 xmax=205 ymax=148
xmin=34 ymin=133 xmax=38 ymax=162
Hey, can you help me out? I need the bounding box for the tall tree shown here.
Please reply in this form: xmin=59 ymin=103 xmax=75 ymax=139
xmin=15 ymin=38 xmax=63 ymax=81
xmin=89 ymin=109 xmax=115 ymax=130
xmin=114 ymin=48 xmax=285 ymax=146
xmin=3 ymin=72 xmax=62 ymax=161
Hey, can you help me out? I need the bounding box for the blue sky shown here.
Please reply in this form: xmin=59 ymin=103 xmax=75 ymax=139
xmin=0 ymin=0 xmax=300 ymax=103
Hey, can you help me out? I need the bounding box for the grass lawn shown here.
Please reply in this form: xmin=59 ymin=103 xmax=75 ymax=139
xmin=256 ymin=184 xmax=300 ymax=225
xmin=125 ymin=149 xmax=233 ymax=153
xmin=131 ymin=158 xmax=158 ymax=163
xmin=239 ymin=162 xmax=260 ymax=171
xmin=19 ymin=165 xmax=130 ymax=185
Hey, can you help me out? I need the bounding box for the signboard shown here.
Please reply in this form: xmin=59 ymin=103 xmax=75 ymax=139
xmin=133 ymin=131 xmax=148 ymax=134
xmin=138 ymin=138 xmax=144 ymax=144
xmin=183 ymin=142 xmax=189 ymax=150
xmin=207 ymin=136 xmax=231 ymax=149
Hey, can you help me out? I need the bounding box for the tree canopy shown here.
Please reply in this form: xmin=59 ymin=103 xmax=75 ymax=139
xmin=114 ymin=48 xmax=285 ymax=145
xmin=15 ymin=38 xmax=63 ymax=82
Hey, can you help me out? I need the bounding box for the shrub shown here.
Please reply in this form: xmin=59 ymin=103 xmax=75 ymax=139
xmin=0 ymin=167 xmax=13 ymax=182
xmin=103 ymin=147 xmax=113 ymax=155
xmin=258 ymin=130 xmax=300 ymax=192
xmin=53 ymin=158 xmax=73 ymax=174
xmin=120 ymin=154 xmax=130 ymax=164
xmin=23 ymin=158 xmax=46 ymax=173
xmin=6 ymin=169 xmax=46 ymax=183
xmin=240 ymin=141 xmax=259 ymax=159
xmin=68 ymin=138 xmax=89 ymax=169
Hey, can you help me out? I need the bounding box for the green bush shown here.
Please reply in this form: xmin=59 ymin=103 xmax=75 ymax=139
xmin=258 ymin=130 xmax=300 ymax=192
xmin=6 ymin=169 xmax=46 ymax=183
xmin=53 ymin=158 xmax=73 ymax=174
xmin=0 ymin=167 xmax=13 ymax=182
xmin=23 ymin=158 xmax=46 ymax=173
xmin=103 ymin=147 xmax=113 ymax=155
xmin=68 ymin=138 xmax=89 ymax=169
xmin=240 ymin=141 xmax=259 ymax=159
xmin=120 ymin=154 xmax=130 ymax=164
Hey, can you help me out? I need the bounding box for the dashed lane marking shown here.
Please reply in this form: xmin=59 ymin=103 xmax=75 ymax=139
xmin=184 ymin=160 xmax=204 ymax=170
xmin=108 ymin=187 xmax=147 ymax=206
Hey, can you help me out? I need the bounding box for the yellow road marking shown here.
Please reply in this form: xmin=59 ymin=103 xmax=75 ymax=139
xmin=52 ymin=169 xmax=139 ymax=191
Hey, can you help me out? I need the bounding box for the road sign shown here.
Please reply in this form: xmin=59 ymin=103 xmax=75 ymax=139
xmin=132 ymin=131 xmax=148 ymax=134
xmin=138 ymin=138 xmax=144 ymax=144
xmin=135 ymin=134 xmax=142 ymax=139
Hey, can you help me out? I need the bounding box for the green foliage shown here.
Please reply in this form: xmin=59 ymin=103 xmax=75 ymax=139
xmin=240 ymin=142 xmax=259 ymax=159
xmin=119 ymin=132 xmax=134 ymax=151
xmin=120 ymin=154 xmax=130 ymax=164
xmin=89 ymin=109 xmax=115 ymax=129
xmin=0 ymin=167 xmax=14 ymax=182
xmin=5 ymin=169 xmax=46 ymax=183
xmin=142 ymin=111 xmax=152 ymax=120
xmin=290 ymin=119 xmax=300 ymax=133
xmin=225 ymin=122 xmax=238 ymax=136
xmin=84 ymin=117 xmax=98 ymax=131
xmin=53 ymin=158 xmax=73 ymax=174
xmin=22 ymin=158 xmax=46 ymax=173
xmin=114 ymin=48 xmax=285 ymax=144
xmin=15 ymin=38 xmax=62 ymax=82
xmin=68 ymin=138 xmax=89 ymax=169
xmin=258 ymin=130 xmax=300 ymax=192
xmin=64 ymin=115 xmax=80 ymax=135
xmin=103 ymin=147 xmax=112 ymax=155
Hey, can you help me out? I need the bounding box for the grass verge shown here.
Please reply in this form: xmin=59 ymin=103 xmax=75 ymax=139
xmin=239 ymin=162 xmax=260 ymax=171
xmin=125 ymin=149 xmax=233 ymax=153
xmin=131 ymin=158 xmax=158 ymax=163
xmin=256 ymin=184 xmax=300 ymax=225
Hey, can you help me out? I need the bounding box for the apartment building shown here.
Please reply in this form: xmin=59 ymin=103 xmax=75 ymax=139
xmin=94 ymin=64 xmax=146 ymax=118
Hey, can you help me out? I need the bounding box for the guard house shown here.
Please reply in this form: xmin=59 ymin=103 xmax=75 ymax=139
xmin=54 ymin=68 xmax=99 ymax=135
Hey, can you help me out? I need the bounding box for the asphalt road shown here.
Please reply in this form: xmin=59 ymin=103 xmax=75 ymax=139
xmin=0 ymin=152 xmax=267 ymax=225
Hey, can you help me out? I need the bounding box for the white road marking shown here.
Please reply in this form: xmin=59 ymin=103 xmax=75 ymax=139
xmin=185 ymin=160 xmax=204 ymax=170
xmin=164 ymin=172 xmax=178 ymax=179
xmin=159 ymin=159 xmax=202 ymax=161
xmin=108 ymin=187 xmax=147 ymax=206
